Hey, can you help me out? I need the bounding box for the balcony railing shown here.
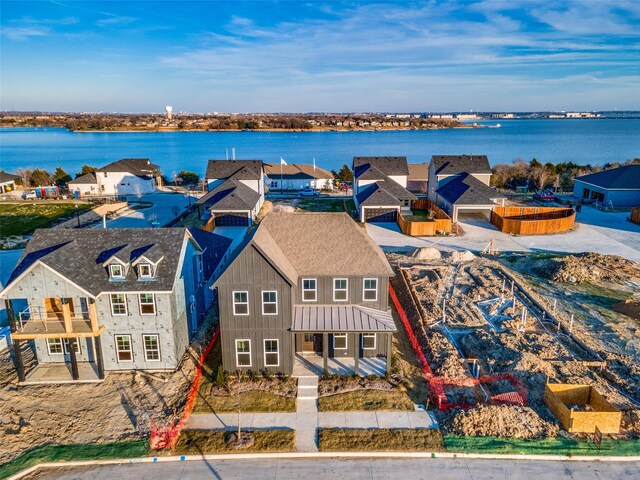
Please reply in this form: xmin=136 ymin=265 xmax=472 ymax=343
xmin=16 ymin=303 xmax=99 ymax=337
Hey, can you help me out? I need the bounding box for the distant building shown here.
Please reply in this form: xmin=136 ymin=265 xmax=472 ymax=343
xmin=0 ymin=171 xmax=20 ymax=194
xmin=264 ymin=163 xmax=334 ymax=191
xmin=68 ymin=158 xmax=161 ymax=196
xmin=573 ymin=165 xmax=640 ymax=207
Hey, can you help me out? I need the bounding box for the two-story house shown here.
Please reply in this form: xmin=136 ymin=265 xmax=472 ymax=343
xmin=197 ymin=160 xmax=265 ymax=226
xmin=68 ymin=158 xmax=162 ymax=196
xmin=214 ymin=212 xmax=397 ymax=376
xmin=352 ymin=156 xmax=416 ymax=222
xmin=264 ymin=163 xmax=334 ymax=191
xmin=428 ymin=155 xmax=505 ymax=222
xmin=1 ymin=228 xmax=231 ymax=382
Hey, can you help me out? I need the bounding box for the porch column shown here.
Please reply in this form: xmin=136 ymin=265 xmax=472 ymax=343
xmin=68 ymin=338 xmax=80 ymax=380
xmin=354 ymin=334 xmax=360 ymax=376
xmin=322 ymin=333 xmax=328 ymax=371
xmin=386 ymin=333 xmax=393 ymax=373
xmin=5 ymin=300 xmax=25 ymax=382
xmin=94 ymin=335 xmax=105 ymax=379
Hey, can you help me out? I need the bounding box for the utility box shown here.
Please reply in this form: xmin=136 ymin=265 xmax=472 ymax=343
xmin=544 ymin=383 xmax=621 ymax=434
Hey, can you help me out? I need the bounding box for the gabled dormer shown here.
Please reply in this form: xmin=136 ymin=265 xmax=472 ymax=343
xmin=131 ymin=244 xmax=164 ymax=281
xmin=105 ymin=257 xmax=128 ymax=280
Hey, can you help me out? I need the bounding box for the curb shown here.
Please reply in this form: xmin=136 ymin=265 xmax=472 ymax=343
xmin=8 ymin=451 xmax=640 ymax=480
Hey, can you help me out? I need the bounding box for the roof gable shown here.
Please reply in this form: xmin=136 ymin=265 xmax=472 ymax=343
xmin=431 ymin=155 xmax=492 ymax=175
xmin=205 ymin=160 xmax=263 ymax=180
xmin=353 ymin=157 xmax=409 ymax=179
xmin=575 ymin=165 xmax=640 ymax=190
xmin=437 ymin=173 xmax=503 ymax=205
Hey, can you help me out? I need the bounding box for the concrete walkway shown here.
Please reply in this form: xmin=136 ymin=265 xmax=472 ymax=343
xmin=295 ymin=376 xmax=319 ymax=452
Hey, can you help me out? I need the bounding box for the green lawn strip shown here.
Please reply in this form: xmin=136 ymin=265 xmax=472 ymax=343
xmin=0 ymin=203 xmax=92 ymax=238
xmin=318 ymin=428 xmax=444 ymax=452
xmin=193 ymin=389 xmax=296 ymax=413
xmin=0 ymin=440 xmax=149 ymax=480
xmin=444 ymin=435 xmax=640 ymax=456
xmin=174 ymin=430 xmax=295 ymax=454
xmin=318 ymin=389 xmax=414 ymax=412
xmin=297 ymin=198 xmax=355 ymax=213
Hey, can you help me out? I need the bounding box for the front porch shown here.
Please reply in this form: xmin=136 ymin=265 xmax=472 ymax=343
xmin=292 ymin=353 xmax=386 ymax=377
xmin=22 ymin=361 xmax=103 ymax=384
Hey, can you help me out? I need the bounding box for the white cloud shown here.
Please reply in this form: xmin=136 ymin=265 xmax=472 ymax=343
xmin=2 ymin=26 xmax=49 ymax=41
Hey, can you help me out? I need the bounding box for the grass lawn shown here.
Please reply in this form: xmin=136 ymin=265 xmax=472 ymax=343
xmin=297 ymin=197 xmax=355 ymax=213
xmin=318 ymin=428 xmax=444 ymax=452
xmin=0 ymin=203 xmax=92 ymax=238
xmin=174 ymin=430 xmax=295 ymax=455
xmin=0 ymin=440 xmax=149 ymax=479
xmin=318 ymin=389 xmax=414 ymax=412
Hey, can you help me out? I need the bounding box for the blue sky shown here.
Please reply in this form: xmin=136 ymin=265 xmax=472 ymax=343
xmin=2 ymin=1 xmax=639 ymax=112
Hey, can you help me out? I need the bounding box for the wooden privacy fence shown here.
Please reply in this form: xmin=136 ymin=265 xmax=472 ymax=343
xmin=631 ymin=207 xmax=640 ymax=225
xmin=491 ymin=206 xmax=575 ymax=235
xmin=398 ymin=198 xmax=452 ymax=236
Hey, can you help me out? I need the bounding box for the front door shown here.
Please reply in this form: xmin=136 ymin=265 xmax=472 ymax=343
xmin=302 ymin=333 xmax=315 ymax=353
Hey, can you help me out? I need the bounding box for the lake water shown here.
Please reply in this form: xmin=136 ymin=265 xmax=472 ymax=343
xmin=1 ymin=119 xmax=639 ymax=177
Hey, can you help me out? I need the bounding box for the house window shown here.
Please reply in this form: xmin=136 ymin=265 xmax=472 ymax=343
xmin=115 ymin=335 xmax=133 ymax=362
xmin=262 ymin=291 xmax=277 ymax=315
xmin=139 ymin=293 xmax=156 ymax=315
xmin=110 ymin=294 xmax=127 ymax=315
xmin=264 ymin=339 xmax=279 ymax=367
xmin=363 ymin=278 xmax=378 ymax=301
xmin=233 ymin=291 xmax=249 ymax=315
xmin=302 ymin=279 xmax=316 ymax=302
xmin=333 ymin=278 xmax=348 ymax=301
xmin=333 ymin=333 xmax=347 ymax=350
xmin=63 ymin=339 xmax=81 ymax=354
xmin=47 ymin=338 xmax=64 ymax=355
xmin=235 ymin=339 xmax=251 ymax=367
xmin=109 ymin=264 xmax=124 ymax=279
xmin=362 ymin=333 xmax=376 ymax=350
xmin=143 ymin=334 xmax=161 ymax=361
xmin=139 ymin=263 xmax=152 ymax=278
xmin=270 ymin=180 xmax=278 ymax=188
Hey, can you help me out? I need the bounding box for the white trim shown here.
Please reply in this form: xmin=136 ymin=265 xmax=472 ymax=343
xmin=333 ymin=333 xmax=347 ymax=350
xmin=1 ymin=260 xmax=95 ymax=300
xmin=363 ymin=278 xmax=378 ymax=302
xmin=63 ymin=338 xmax=81 ymax=355
xmin=232 ymin=291 xmax=249 ymax=316
xmin=333 ymin=278 xmax=348 ymax=302
xmin=362 ymin=333 xmax=376 ymax=350
xmin=261 ymin=290 xmax=278 ymax=316
xmin=109 ymin=264 xmax=124 ymax=279
xmin=110 ymin=293 xmax=128 ymax=316
xmin=263 ymin=338 xmax=279 ymax=367
xmin=235 ymin=339 xmax=252 ymax=367
xmin=302 ymin=278 xmax=317 ymax=302
xmin=115 ymin=334 xmax=133 ymax=362
xmin=138 ymin=293 xmax=156 ymax=316
xmin=138 ymin=263 xmax=153 ymax=278
xmin=142 ymin=334 xmax=161 ymax=362
xmin=46 ymin=338 xmax=64 ymax=355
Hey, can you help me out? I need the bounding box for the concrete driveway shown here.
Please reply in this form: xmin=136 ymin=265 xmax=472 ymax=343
xmin=366 ymin=206 xmax=640 ymax=261
xmin=102 ymin=192 xmax=196 ymax=229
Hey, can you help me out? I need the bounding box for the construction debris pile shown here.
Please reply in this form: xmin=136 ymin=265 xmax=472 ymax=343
xmin=532 ymin=252 xmax=640 ymax=284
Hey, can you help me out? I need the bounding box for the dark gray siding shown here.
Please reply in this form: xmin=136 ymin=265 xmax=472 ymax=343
xmin=295 ymin=276 xmax=390 ymax=310
xmin=295 ymin=332 xmax=391 ymax=359
xmin=217 ymin=245 xmax=293 ymax=374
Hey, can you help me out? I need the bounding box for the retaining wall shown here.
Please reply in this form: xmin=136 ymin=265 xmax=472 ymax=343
xmin=491 ymin=206 xmax=575 ymax=235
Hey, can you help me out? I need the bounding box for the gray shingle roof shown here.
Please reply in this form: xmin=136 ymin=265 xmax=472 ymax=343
xmin=2 ymin=228 xmax=229 ymax=296
xmin=0 ymin=171 xmax=20 ymax=184
xmin=353 ymin=157 xmax=409 ymax=179
xmin=196 ymin=177 xmax=261 ymax=211
xmin=99 ymin=158 xmax=161 ymax=176
xmin=431 ymin=155 xmax=491 ymax=175
xmin=575 ymin=165 xmax=640 ymax=190
xmin=356 ymin=179 xmax=416 ymax=206
xmin=408 ymin=163 xmax=429 ymax=181
xmin=68 ymin=172 xmax=98 ymax=185
xmin=188 ymin=228 xmax=234 ymax=279
xmin=437 ymin=173 xmax=503 ymax=206
xmin=264 ymin=163 xmax=333 ymax=180
xmin=205 ymin=160 xmax=263 ymax=180
xmin=292 ymin=305 xmax=397 ymax=332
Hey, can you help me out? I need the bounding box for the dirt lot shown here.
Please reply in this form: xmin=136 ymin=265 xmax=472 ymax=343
xmin=389 ymin=249 xmax=640 ymax=438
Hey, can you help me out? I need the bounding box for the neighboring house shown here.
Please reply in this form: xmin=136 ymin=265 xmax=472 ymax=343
xmin=0 ymin=228 xmax=231 ymax=382
xmin=573 ymin=165 xmax=640 ymax=208
xmin=0 ymin=171 xmax=20 ymax=194
xmin=68 ymin=158 xmax=161 ymax=196
xmin=407 ymin=163 xmax=428 ymax=193
xmin=264 ymin=163 xmax=334 ymax=191
xmin=428 ymin=155 xmax=504 ymax=222
xmin=214 ymin=212 xmax=397 ymax=375
xmin=352 ymin=156 xmax=417 ymax=222
xmin=197 ymin=160 xmax=265 ymax=226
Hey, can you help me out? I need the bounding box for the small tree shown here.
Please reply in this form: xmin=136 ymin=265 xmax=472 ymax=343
xmin=52 ymin=167 xmax=72 ymax=187
xmin=30 ymin=168 xmax=51 ymax=186
xmin=336 ymin=164 xmax=354 ymax=183
xmin=76 ymin=164 xmax=98 ymax=178
xmin=177 ymin=170 xmax=200 ymax=186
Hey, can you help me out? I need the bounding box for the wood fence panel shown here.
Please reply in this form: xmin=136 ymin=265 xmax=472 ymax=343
xmin=491 ymin=206 xmax=575 ymax=235
xmin=631 ymin=207 xmax=640 ymax=225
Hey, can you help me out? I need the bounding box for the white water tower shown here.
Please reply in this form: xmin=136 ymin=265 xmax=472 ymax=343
xmin=165 ymin=105 xmax=173 ymax=120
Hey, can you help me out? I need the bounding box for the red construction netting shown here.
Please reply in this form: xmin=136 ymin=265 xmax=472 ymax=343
xmin=389 ymin=282 xmax=528 ymax=411
xmin=150 ymin=327 xmax=220 ymax=450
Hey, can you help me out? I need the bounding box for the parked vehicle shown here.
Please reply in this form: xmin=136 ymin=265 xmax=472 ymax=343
xmin=22 ymin=191 xmax=37 ymax=200
xmin=298 ymin=188 xmax=320 ymax=197
xmin=533 ymin=189 xmax=554 ymax=202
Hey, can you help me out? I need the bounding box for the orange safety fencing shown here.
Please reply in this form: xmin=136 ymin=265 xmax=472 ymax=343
xmin=389 ymin=282 xmax=527 ymax=410
xmin=150 ymin=327 xmax=220 ymax=450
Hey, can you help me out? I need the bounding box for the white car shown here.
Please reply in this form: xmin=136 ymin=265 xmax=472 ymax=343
xmin=298 ymin=188 xmax=320 ymax=197
xmin=22 ymin=191 xmax=37 ymax=200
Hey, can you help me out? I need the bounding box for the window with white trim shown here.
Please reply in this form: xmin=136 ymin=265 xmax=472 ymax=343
xmin=47 ymin=338 xmax=64 ymax=355
xmin=110 ymin=294 xmax=127 ymax=315
xmin=264 ymin=339 xmax=279 ymax=367
xmin=333 ymin=278 xmax=348 ymax=301
xmin=115 ymin=334 xmax=133 ymax=362
xmin=262 ymin=291 xmax=277 ymax=315
xmin=109 ymin=264 xmax=124 ymax=279
xmin=235 ymin=339 xmax=251 ymax=367
xmin=143 ymin=334 xmax=161 ymax=361
xmin=362 ymin=333 xmax=376 ymax=350
xmin=302 ymin=279 xmax=317 ymax=302
xmin=333 ymin=333 xmax=347 ymax=350
xmin=233 ymin=291 xmax=249 ymax=315
xmin=63 ymin=339 xmax=81 ymax=354
xmin=139 ymin=293 xmax=156 ymax=315
xmin=139 ymin=263 xmax=152 ymax=278
xmin=363 ymin=278 xmax=378 ymax=301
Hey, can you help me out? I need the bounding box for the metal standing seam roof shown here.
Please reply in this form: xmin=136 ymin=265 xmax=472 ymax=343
xmin=292 ymin=305 xmax=397 ymax=332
